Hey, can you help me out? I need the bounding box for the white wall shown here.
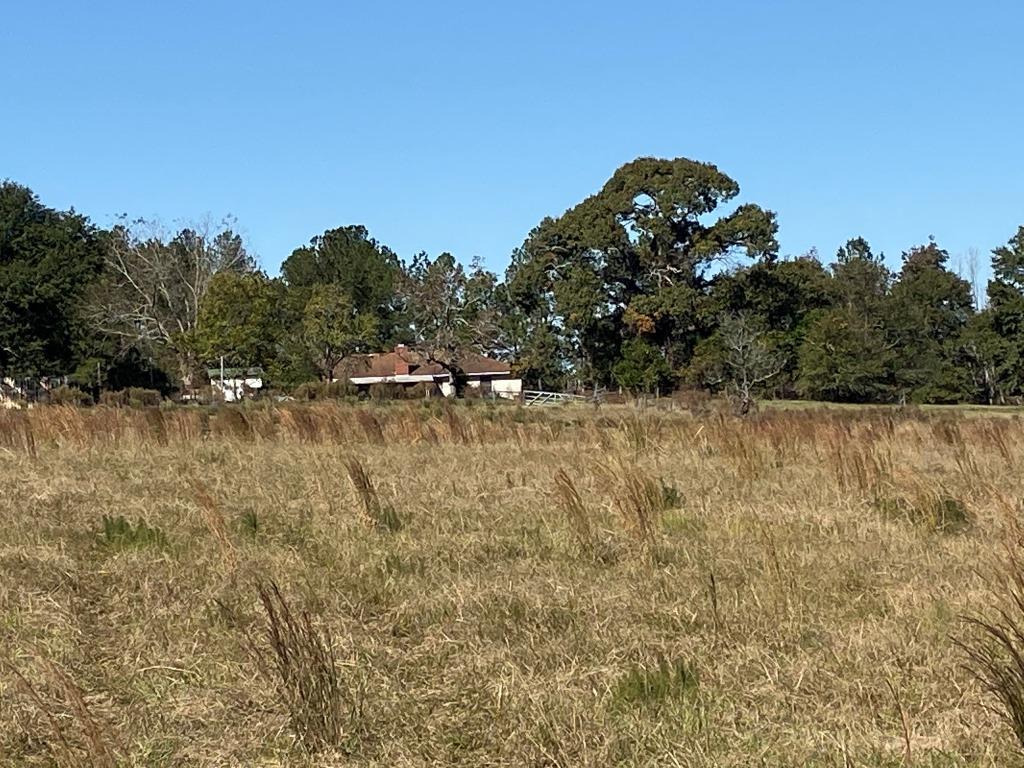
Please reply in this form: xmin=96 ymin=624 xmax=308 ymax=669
xmin=492 ymin=379 xmax=523 ymax=399
xmin=211 ymin=377 xmax=263 ymax=403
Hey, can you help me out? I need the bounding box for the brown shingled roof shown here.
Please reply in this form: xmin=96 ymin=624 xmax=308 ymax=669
xmin=338 ymin=347 xmax=511 ymax=379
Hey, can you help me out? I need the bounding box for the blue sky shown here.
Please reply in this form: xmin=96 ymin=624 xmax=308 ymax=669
xmin=3 ymin=1 xmax=1023 ymax=281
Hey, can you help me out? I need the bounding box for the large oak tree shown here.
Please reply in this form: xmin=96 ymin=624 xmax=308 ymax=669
xmin=507 ymin=157 xmax=778 ymax=388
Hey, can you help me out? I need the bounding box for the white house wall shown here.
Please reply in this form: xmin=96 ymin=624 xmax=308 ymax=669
xmin=491 ymin=379 xmax=523 ymax=399
xmin=211 ymin=377 xmax=263 ymax=403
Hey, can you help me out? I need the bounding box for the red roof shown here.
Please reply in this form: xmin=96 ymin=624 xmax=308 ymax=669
xmin=339 ymin=347 xmax=511 ymax=379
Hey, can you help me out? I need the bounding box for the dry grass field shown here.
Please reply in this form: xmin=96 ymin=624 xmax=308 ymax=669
xmin=1 ymin=401 xmax=1023 ymax=766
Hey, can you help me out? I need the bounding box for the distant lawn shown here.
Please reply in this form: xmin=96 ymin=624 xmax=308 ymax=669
xmin=762 ymin=398 xmax=1024 ymax=416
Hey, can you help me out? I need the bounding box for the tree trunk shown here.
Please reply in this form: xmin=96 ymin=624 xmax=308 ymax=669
xmin=451 ymin=369 xmax=468 ymax=398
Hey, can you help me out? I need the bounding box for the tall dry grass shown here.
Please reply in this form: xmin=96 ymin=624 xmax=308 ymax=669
xmin=0 ymin=400 xmax=1021 ymax=765
xmin=247 ymin=580 xmax=360 ymax=754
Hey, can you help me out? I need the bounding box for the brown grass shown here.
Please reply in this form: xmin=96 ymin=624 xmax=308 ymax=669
xmin=346 ymin=457 xmax=402 ymax=532
xmin=247 ymin=580 xmax=360 ymax=754
xmin=2 ymin=650 xmax=122 ymax=767
xmin=0 ymin=400 xmax=1020 ymax=765
xmin=958 ymin=541 xmax=1024 ymax=751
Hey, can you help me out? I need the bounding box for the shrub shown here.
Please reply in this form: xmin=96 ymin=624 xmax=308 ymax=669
xmin=48 ymin=386 xmax=93 ymax=407
xmin=462 ymin=384 xmax=483 ymax=400
xmin=98 ymin=388 xmax=163 ymax=408
xmin=673 ymin=387 xmax=713 ymax=415
xmin=368 ymin=382 xmax=405 ymax=402
xmin=127 ymin=387 xmax=162 ymax=407
xmin=98 ymin=390 xmax=127 ymax=407
xmin=404 ymin=382 xmax=437 ymax=399
xmin=293 ymin=380 xmax=357 ymax=401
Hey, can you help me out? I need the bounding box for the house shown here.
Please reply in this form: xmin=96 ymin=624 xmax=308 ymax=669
xmin=0 ymin=376 xmax=64 ymax=408
xmin=207 ymin=366 xmax=265 ymax=403
xmin=340 ymin=345 xmax=522 ymax=399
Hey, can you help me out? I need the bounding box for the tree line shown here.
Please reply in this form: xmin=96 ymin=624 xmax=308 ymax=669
xmin=3 ymin=155 xmax=1024 ymax=404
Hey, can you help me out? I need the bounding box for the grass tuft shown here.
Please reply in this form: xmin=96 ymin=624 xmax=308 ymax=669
xmin=346 ymin=457 xmax=402 ymax=532
xmin=874 ymin=490 xmax=971 ymax=533
xmin=959 ymin=547 xmax=1024 ymax=750
xmin=553 ymin=468 xmax=595 ymax=553
xmin=2 ymin=652 xmax=122 ymax=767
xmin=237 ymin=509 xmax=260 ymax=539
xmin=246 ymin=580 xmax=362 ymax=754
xmin=610 ymin=657 xmax=698 ymax=710
xmin=100 ymin=514 xmax=167 ymax=550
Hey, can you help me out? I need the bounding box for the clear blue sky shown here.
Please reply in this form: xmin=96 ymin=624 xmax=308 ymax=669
xmin=3 ymin=1 xmax=1023 ymax=281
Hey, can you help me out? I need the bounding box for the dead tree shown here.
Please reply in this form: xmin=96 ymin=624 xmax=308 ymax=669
xmin=89 ymin=217 xmax=254 ymax=388
xmin=719 ymin=312 xmax=785 ymax=416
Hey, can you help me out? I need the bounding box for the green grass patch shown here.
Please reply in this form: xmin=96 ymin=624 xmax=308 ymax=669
xmin=100 ymin=514 xmax=169 ymax=550
xmin=874 ymin=493 xmax=971 ymax=533
xmin=610 ymin=657 xmax=698 ymax=710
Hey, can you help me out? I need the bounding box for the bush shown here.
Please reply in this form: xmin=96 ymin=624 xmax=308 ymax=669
xmin=673 ymin=388 xmax=713 ymax=416
xmin=127 ymin=387 xmax=162 ymax=407
xmin=99 ymin=388 xmax=163 ymax=408
xmin=368 ymin=382 xmax=406 ymax=402
xmin=48 ymin=386 xmax=93 ymax=406
xmin=404 ymin=382 xmax=437 ymax=399
xmin=292 ymin=381 xmax=357 ymax=401
xmin=98 ymin=390 xmax=126 ymax=407
xmin=293 ymin=380 xmax=439 ymax=402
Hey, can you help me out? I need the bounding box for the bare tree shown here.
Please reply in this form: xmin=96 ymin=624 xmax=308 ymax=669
xmin=966 ymin=247 xmax=985 ymax=311
xmin=90 ymin=217 xmax=254 ymax=386
xmin=401 ymin=252 xmax=502 ymax=396
xmin=718 ymin=312 xmax=786 ymax=416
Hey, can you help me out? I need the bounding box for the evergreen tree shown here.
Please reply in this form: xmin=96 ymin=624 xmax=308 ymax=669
xmin=986 ymin=226 xmax=1024 ymax=397
xmin=699 ymin=253 xmax=834 ymax=394
xmin=512 ymin=157 xmax=778 ymax=388
xmin=888 ymin=241 xmax=974 ymax=403
xmin=612 ymin=338 xmax=674 ymax=395
xmin=0 ymin=181 xmax=104 ymax=378
xmin=281 ymin=225 xmax=403 ymax=347
xmin=797 ymin=239 xmax=895 ymax=402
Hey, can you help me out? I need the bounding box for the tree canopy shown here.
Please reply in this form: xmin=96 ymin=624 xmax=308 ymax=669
xmin=6 ymin=158 xmax=1024 ymax=406
xmin=0 ymin=182 xmax=104 ymax=377
xmin=507 ymin=157 xmax=779 ymax=389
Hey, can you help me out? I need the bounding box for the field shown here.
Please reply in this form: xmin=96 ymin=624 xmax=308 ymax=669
xmin=0 ymin=401 xmax=1021 ymax=766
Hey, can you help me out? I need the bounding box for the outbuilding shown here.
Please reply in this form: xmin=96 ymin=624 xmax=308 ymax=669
xmin=207 ymin=366 xmax=264 ymax=402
